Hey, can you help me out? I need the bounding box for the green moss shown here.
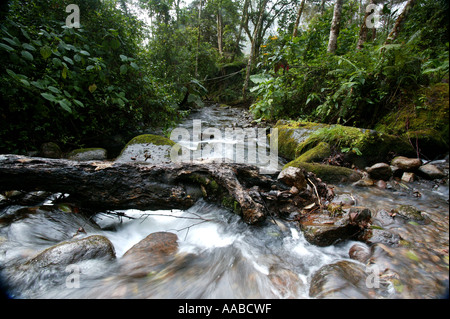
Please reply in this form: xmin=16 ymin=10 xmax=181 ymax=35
xmin=375 ymin=83 xmax=449 ymax=156
xmin=221 ymin=195 xmax=241 ymax=214
xmin=125 ymin=134 xmax=175 ymax=147
xmin=296 ymin=142 xmax=332 ymax=163
xmin=284 ymin=160 xmax=362 ymax=183
xmin=67 ymin=148 xmax=106 ymax=157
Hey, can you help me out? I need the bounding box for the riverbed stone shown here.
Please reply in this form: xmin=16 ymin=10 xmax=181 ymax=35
xmin=348 ymin=243 xmax=371 ymax=263
xmin=115 ymin=134 xmax=176 ymax=164
xmin=418 ymin=164 xmax=446 ymax=179
xmin=299 ymin=207 xmax=371 ymax=246
xmin=67 ymin=148 xmax=108 ymax=161
xmin=284 ymin=161 xmax=362 ymax=184
xmin=24 ymin=235 xmax=116 ymax=268
xmin=309 ymin=260 xmax=369 ymax=298
xmin=120 ymin=232 xmax=179 ymax=278
xmin=277 ymin=166 xmax=307 ymax=190
xmin=367 ymin=163 xmax=392 ymax=180
xmin=391 ymin=156 xmax=422 ymax=171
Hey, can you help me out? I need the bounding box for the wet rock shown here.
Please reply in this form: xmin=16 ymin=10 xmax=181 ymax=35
xmin=349 ymin=243 xmax=371 ymax=263
xmin=120 ymin=232 xmax=179 ymax=278
xmin=391 ymin=156 xmax=422 ymax=171
xmin=401 ymin=172 xmax=415 ymax=183
xmin=284 ymin=161 xmax=362 ymax=184
xmin=309 ymin=260 xmax=369 ymax=298
xmin=115 ymin=134 xmax=175 ymax=164
xmin=360 ymin=228 xmax=400 ymax=246
xmin=24 ymin=235 xmax=116 ymax=268
xmin=40 ymin=142 xmax=62 ymax=159
xmin=277 ymin=166 xmax=307 ymax=190
xmin=268 ymin=266 xmax=304 ymax=298
xmin=394 ymin=205 xmax=427 ymax=223
xmin=299 ymin=207 xmax=371 ymax=247
xmin=418 ymin=164 xmax=446 ymax=180
xmin=1 ymin=206 xmax=101 ymax=245
xmin=367 ymin=163 xmax=392 ymax=180
xmin=374 ymin=180 xmax=387 ymax=189
xmin=67 ymin=148 xmax=108 ymax=161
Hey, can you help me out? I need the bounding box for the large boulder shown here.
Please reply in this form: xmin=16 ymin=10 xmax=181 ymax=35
xmin=119 ymin=232 xmax=179 ymax=278
xmin=284 ymin=161 xmax=362 ymax=184
xmin=274 ymin=120 xmax=414 ymax=168
xmin=115 ymin=134 xmax=176 ymax=164
xmin=24 ymin=235 xmax=116 ymax=268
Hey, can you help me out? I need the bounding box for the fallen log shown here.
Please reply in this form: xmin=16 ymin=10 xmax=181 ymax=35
xmin=0 ymin=154 xmax=332 ymax=225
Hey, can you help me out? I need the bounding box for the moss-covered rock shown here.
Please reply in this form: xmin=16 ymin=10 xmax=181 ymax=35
xmin=284 ymin=160 xmax=362 ymax=184
xmin=275 ymin=120 xmax=414 ymax=168
xmin=116 ymin=134 xmax=176 ymax=164
xmin=375 ymin=83 xmax=449 ymax=158
xmin=296 ymin=142 xmax=332 ymax=163
xmin=67 ymin=148 xmax=107 ymax=161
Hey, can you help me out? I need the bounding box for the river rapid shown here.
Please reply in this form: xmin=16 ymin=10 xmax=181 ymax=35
xmin=0 ymin=104 xmax=448 ymax=299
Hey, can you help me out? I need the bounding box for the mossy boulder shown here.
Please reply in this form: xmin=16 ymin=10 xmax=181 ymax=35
xmin=115 ymin=134 xmax=176 ymax=164
xmin=67 ymin=148 xmax=107 ymax=161
xmin=275 ymin=120 xmax=414 ymax=169
xmin=375 ymin=83 xmax=449 ymax=158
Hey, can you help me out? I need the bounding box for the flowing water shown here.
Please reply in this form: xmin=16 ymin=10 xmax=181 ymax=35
xmin=0 ymin=104 xmax=448 ymax=299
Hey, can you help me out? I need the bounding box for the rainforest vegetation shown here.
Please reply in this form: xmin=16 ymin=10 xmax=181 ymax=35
xmin=0 ymin=0 xmax=448 ymax=156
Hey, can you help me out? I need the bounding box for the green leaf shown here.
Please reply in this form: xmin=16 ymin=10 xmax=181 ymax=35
xmin=22 ymin=43 xmax=36 ymax=51
xmin=21 ymin=50 xmax=33 ymax=61
xmin=2 ymin=37 xmax=19 ymax=46
xmin=62 ymin=66 xmax=68 ymax=79
xmin=86 ymin=65 xmax=95 ymax=71
xmin=79 ymin=50 xmax=90 ymax=56
xmin=73 ymin=99 xmax=84 ymax=108
xmin=120 ymin=54 xmax=128 ymax=62
xmin=120 ymin=64 xmax=128 ymax=75
xmin=40 ymin=45 xmax=52 ymax=59
xmin=0 ymin=43 xmax=15 ymax=52
xmin=20 ymin=79 xmax=30 ymax=87
xmin=63 ymin=56 xmax=74 ymax=65
xmin=73 ymin=54 xmax=81 ymax=63
xmin=31 ymin=81 xmax=45 ymax=89
xmin=250 ymin=73 xmax=271 ymax=84
xmin=47 ymin=86 xmax=61 ymax=94
xmin=58 ymin=99 xmax=72 ymax=113
xmin=130 ymin=62 xmax=139 ymax=70
xmin=88 ymin=83 xmax=97 ymax=93
xmin=41 ymin=92 xmax=58 ymax=103
xmin=6 ymin=69 xmax=17 ymax=78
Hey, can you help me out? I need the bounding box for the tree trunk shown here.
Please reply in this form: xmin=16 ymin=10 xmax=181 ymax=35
xmin=242 ymin=0 xmax=269 ymax=99
xmin=232 ymin=0 xmax=250 ymax=61
xmin=0 ymin=155 xmax=334 ymax=225
xmin=384 ymin=0 xmax=417 ymax=45
xmin=292 ymin=0 xmax=306 ymax=38
xmin=327 ymin=0 xmax=344 ymax=54
xmin=195 ymin=0 xmax=204 ymax=78
xmin=217 ymin=7 xmax=223 ymax=57
xmin=357 ymin=0 xmax=374 ymax=50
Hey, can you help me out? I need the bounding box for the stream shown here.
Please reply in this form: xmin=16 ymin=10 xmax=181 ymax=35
xmin=0 ymin=104 xmax=448 ymax=299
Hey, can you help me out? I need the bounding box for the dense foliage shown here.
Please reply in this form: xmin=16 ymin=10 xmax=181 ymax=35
xmin=249 ymin=0 xmax=449 ymax=128
xmin=0 ymin=0 xmax=448 ymax=155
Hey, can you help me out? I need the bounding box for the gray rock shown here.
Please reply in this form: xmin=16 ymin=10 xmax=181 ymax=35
xmin=25 ymin=235 xmax=116 ymax=268
xmin=120 ymin=232 xmax=179 ymax=278
xmin=367 ymin=163 xmax=392 ymax=180
xmin=391 ymin=156 xmax=421 ymax=171
xmin=348 ymin=243 xmax=371 ymax=263
xmin=40 ymin=142 xmax=62 ymax=159
xmin=67 ymin=148 xmax=107 ymax=161
xmin=418 ymin=164 xmax=446 ymax=179
xmin=309 ymin=260 xmax=369 ymax=298
xmin=277 ymin=166 xmax=307 ymax=190
xmin=115 ymin=134 xmax=175 ymax=164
